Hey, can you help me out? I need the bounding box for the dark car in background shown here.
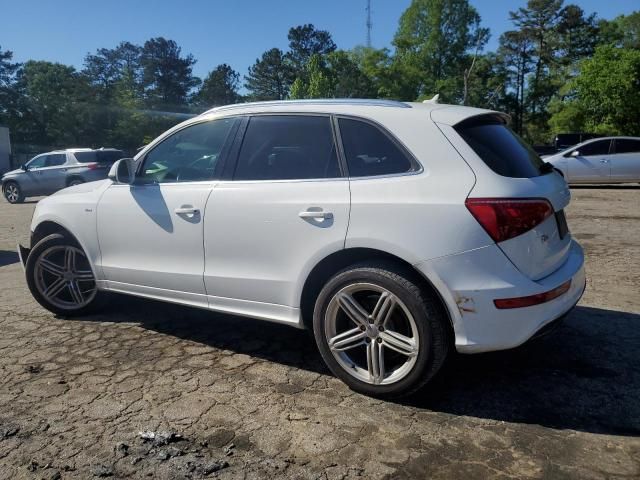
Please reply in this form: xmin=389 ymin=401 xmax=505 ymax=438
xmin=554 ymin=133 xmax=603 ymax=151
xmin=2 ymin=148 xmax=125 ymax=203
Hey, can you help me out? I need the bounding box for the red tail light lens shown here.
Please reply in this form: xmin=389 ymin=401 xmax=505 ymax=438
xmin=86 ymin=163 xmax=99 ymax=170
xmin=465 ymin=198 xmax=554 ymax=243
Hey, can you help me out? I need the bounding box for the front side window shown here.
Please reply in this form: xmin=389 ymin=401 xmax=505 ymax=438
xmin=140 ymin=118 xmax=237 ymax=183
xmin=576 ymin=140 xmax=610 ymax=157
xmin=45 ymin=154 xmax=66 ymax=167
xmin=27 ymin=155 xmax=47 ymax=169
xmin=614 ymin=139 xmax=640 ymax=154
xmin=234 ymin=115 xmax=340 ymax=181
xmin=338 ymin=118 xmax=414 ymax=177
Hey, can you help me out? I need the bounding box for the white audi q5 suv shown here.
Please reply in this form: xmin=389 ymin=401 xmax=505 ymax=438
xmin=19 ymin=99 xmax=586 ymax=398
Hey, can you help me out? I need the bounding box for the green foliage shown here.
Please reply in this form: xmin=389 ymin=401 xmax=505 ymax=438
xmin=245 ymin=48 xmax=293 ymax=100
xmin=286 ymin=24 xmax=336 ymax=77
xmin=194 ymin=64 xmax=241 ymax=108
xmin=551 ymin=46 xmax=640 ymax=136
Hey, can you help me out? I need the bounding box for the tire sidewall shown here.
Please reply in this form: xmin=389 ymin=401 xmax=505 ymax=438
xmin=3 ymin=181 xmax=23 ymax=204
xmin=25 ymin=233 xmax=100 ymax=316
xmin=313 ymin=266 xmax=436 ymax=398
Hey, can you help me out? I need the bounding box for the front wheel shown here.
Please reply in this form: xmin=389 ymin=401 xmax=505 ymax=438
xmin=3 ymin=181 xmax=24 ymax=203
xmin=68 ymin=178 xmax=84 ymax=187
xmin=25 ymin=233 xmax=104 ymax=316
xmin=313 ymin=263 xmax=450 ymax=398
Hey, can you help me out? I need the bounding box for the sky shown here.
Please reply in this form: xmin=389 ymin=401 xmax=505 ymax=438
xmin=2 ymin=0 xmax=637 ymax=81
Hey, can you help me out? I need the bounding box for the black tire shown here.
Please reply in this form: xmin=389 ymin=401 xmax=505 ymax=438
xmin=313 ymin=262 xmax=450 ymax=399
xmin=68 ymin=178 xmax=84 ymax=187
xmin=3 ymin=181 xmax=24 ymax=204
xmin=25 ymin=233 xmax=105 ymax=316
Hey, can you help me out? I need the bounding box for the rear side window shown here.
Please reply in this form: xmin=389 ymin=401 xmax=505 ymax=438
xmin=338 ymin=118 xmax=414 ymax=177
xmin=614 ymin=139 xmax=640 ymax=154
xmin=74 ymin=151 xmax=97 ymax=163
xmin=577 ymin=140 xmax=611 ymax=156
xmin=455 ymin=116 xmax=545 ymax=178
xmin=234 ymin=115 xmax=340 ymax=180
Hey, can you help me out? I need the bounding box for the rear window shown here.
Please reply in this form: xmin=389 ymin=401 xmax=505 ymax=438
xmin=455 ymin=115 xmax=545 ymax=178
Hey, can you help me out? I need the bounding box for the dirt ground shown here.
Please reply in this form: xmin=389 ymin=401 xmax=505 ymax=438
xmin=0 ymin=186 xmax=638 ymax=479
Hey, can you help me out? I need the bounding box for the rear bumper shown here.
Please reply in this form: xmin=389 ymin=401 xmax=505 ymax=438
xmin=415 ymin=238 xmax=586 ymax=353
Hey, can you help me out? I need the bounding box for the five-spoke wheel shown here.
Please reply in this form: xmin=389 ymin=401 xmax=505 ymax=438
xmin=314 ymin=263 xmax=449 ymax=398
xmin=26 ymin=233 xmax=103 ymax=316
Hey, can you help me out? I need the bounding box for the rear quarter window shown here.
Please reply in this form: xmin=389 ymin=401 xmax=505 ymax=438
xmin=455 ymin=115 xmax=545 ymax=178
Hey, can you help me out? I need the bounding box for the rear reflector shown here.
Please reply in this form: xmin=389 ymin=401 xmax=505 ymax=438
xmin=494 ymin=280 xmax=571 ymax=309
xmin=465 ymin=198 xmax=554 ymax=243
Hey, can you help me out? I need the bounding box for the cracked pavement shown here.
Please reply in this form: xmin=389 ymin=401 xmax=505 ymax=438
xmin=0 ymin=187 xmax=639 ymax=479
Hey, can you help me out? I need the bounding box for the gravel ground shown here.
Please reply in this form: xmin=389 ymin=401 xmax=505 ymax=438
xmin=0 ymin=187 xmax=638 ymax=479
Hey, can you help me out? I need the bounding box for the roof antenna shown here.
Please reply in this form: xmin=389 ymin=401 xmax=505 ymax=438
xmin=366 ymin=0 xmax=372 ymax=48
xmin=423 ymin=94 xmax=439 ymax=104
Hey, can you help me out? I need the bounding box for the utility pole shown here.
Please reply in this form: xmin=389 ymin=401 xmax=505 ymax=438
xmin=366 ymin=0 xmax=372 ymax=48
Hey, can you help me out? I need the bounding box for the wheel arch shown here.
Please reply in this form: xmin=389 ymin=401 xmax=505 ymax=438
xmin=299 ymin=247 xmax=455 ymax=338
xmin=66 ymin=175 xmax=85 ymax=186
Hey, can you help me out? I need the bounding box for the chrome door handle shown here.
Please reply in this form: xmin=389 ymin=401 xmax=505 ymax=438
xmin=299 ymin=210 xmax=333 ymax=220
xmin=174 ymin=206 xmax=199 ymax=215
xmin=600 ymin=159 xmax=608 ymax=163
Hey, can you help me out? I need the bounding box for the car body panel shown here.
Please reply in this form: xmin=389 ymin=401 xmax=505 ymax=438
xmin=26 ymin=100 xmax=586 ymax=354
xmin=545 ymin=137 xmax=640 ymax=184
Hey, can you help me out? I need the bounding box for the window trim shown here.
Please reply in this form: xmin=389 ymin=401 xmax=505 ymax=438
xmin=334 ymin=114 xmax=422 ymax=179
xmin=135 ymin=116 xmax=241 ymax=185
xmin=229 ymin=112 xmax=346 ymax=182
xmin=568 ymin=139 xmax=612 ymax=158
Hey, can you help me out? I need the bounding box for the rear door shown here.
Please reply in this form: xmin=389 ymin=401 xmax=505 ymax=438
xmin=567 ymin=139 xmax=612 ymax=183
xmin=203 ymin=114 xmax=350 ymax=319
xmin=611 ymin=138 xmax=640 ymax=182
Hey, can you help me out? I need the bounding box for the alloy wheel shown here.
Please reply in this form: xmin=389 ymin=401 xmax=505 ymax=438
xmin=5 ymin=184 xmax=19 ymax=203
xmin=324 ymin=283 xmax=420 ymax=385
xmin=33 ymin=245 xmax=97 ymax=310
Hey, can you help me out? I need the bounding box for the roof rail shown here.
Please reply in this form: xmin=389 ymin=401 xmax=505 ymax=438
xmin=202 ymin=98 xmax=411 ymax=115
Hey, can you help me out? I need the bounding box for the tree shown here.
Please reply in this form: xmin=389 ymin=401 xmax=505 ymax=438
xmin=83 ymin=41 xmax=143 ymax=99
xmin=0 ymin=46 xmax=21 ymax=127
xmin=15 ymin=61 xmax=92 ymax=145
xmin=393 ymin=0 xmax=488 ymax=102
xmin=194 ymin=64 xmax=241 ymax=107
xmin=549 ymin=45 xmax=640 ymax=136
xmin=557 ymin=5 xmax=599 ymax=65
xmin=598 ymin=11 xmax=640 ymax=49
xmin=286 ymin=24 xmax=336 ymax=75
xmin=140 ymin=37 xmax=199 ymax=109
xmin=245 ymin=48 xmax=293 ymax=100
xmin=498 ymin=30 xmax=534 ymax=134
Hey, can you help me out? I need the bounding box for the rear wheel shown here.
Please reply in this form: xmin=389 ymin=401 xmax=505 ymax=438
xmin=313 ymin=263 xmax=449 ymax=398
xmin=3 ymin=181 xmax=24 ymax=204
xmin=68 ymin=178 xmax=84 ymax=187
xmin=25 ymin=233 xmax=104 ymax=316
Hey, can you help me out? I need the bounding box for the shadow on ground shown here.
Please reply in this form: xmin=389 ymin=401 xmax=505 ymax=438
xmin=74 ymin=297 xmax=640 ymax=437
xmin=0 ymin=250 xmax=20 ymax=267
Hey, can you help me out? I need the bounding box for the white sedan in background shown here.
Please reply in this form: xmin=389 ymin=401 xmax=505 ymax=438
xmin=544 ymin=137 xmax=640 ymax=184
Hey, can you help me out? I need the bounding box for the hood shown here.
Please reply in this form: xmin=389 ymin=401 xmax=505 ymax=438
xmin=2 ymin=168 xmax=23 ymax=178
xmin=49 ymin=179 xmax=112 ymax=197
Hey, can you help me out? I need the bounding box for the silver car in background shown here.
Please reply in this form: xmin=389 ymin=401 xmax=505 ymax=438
xmin=544 ymin=137 xmax=640 ymax=184
xmin=2 ymin=148 xmax=125 ymax=203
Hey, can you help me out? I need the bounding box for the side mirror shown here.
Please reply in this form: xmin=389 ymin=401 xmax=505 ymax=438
xmin=570 ymin=150 xmax=580 ymax=157
xmin=108 ymin=158 xmax=136 ymax=184
xmin=21 ymin=164 xmax=28 ymax=171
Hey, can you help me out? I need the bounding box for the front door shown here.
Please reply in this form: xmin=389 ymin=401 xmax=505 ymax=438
xmin=38 ymin=153 xmax=68 ymax=193
xmin=568 ymin=139 xmax=612 ymax=183
xmin=203 ymin=115 xmax=350 ymax=323
xmin=96 ymin=116 xmax=240 ymax=306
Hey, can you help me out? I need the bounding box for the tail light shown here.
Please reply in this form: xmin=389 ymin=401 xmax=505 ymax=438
xmin=465 ymin=198 xmax=554 ymax=243
xmin=86 ymin=163 xmax=99 ymax=170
